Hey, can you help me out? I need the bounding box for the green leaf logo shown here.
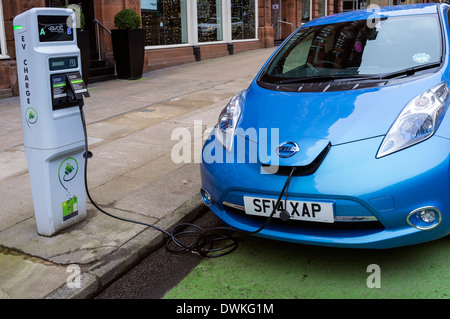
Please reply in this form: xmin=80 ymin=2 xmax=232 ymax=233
xmin=58 ymin=157 xmax=78 ymax=190
xmin=25 ymin=107 xmax=38 ymax=127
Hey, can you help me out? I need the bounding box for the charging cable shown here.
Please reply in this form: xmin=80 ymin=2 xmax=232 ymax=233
xmin=79 ymin=105 xmax=296 ymax=258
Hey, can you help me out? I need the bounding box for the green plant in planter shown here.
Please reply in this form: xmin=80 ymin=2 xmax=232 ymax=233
xmin=114 ymin=8 xmax=141 ymax=29
xmin=112 ymin=9 xmax=144 ymax=79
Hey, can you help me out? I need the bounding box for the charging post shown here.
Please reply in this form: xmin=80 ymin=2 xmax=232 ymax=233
xmin=14 ymin=8 xmax=90 ymax=236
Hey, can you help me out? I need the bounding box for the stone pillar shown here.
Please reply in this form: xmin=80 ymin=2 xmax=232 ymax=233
xmin=258 ymin=0 xmax=274 ymax=48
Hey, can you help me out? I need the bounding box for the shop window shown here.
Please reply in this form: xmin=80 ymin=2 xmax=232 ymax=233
xmin=142 ymin=0 xmax=188 ymax=46
xmin=231 ymin=0 xmax=256 ymax=40
xmin=198 ymin=0 xmax=223 ymax=42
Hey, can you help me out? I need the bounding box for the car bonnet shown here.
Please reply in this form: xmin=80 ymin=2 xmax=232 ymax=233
xmin=236 ymin=74 xmax=445 ymax=166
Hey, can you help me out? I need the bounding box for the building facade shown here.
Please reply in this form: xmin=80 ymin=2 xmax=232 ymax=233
xmin=0 ymin=0 xmax=431 ymax=98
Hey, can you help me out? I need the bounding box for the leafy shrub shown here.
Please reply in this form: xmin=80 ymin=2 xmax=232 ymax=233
xmin=114 ymin=9 xmax=141 ymax=29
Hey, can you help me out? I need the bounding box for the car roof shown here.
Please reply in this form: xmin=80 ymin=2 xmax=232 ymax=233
xmin=304 ymin=3 xmax=442 ymax=27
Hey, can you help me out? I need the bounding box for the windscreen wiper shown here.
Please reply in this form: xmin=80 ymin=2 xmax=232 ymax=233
xmin=378 ymin=62 xmax=441 ymax=80
xmin=276 ymin=73 xmax=382 ymax=84
xmin=275 ymin=62 xmax=442 ymax=85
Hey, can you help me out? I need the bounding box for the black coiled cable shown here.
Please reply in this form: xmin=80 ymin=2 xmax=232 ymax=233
xmin=79 ymin=104 xmax=295 ymax=258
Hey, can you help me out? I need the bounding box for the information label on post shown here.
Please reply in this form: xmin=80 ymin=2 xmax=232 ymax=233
xmin=51 ymin=74 xmax=67 ymax=99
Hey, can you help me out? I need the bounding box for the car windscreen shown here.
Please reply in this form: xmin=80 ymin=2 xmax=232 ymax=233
xmin=260 ymin=14 xmax=442 ymax=84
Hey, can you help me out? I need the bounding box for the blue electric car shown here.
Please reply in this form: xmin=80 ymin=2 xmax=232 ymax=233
xmin=200 ymin=3 xmax=450 ymax=248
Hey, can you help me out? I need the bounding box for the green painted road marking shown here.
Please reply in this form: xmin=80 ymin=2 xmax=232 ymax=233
xmin=164 ymin=234 xmax=449 ymax=299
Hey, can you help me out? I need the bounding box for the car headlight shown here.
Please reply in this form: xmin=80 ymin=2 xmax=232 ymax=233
xmin=215 ymin=91 xmax=244 ymax=152
xmin=377 ymin=82 xmax=449 ymax=158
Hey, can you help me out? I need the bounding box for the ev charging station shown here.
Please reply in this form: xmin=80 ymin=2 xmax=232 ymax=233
xmin=14 ymin=8 xmax=90 ymax=236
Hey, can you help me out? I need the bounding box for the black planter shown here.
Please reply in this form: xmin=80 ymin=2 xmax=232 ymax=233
xmin=77 ymin=30 xmax=90 ymax=85
xmin=111 ymin=28 xmax=145 ymax=80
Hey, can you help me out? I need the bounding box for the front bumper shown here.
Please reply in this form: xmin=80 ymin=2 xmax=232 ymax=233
xmin=200 ymin=133 xmax=450 ymax=249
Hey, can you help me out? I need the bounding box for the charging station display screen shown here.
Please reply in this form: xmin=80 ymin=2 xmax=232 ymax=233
xmin=38 ymin=15 xmax=73 ymax=42
xmin=49 ymin=57 xmax=78 ymax=71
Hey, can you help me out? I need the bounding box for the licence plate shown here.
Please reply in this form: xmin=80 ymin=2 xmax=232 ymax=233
xmin=243 ymin=196 xmax=334 ymax=223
